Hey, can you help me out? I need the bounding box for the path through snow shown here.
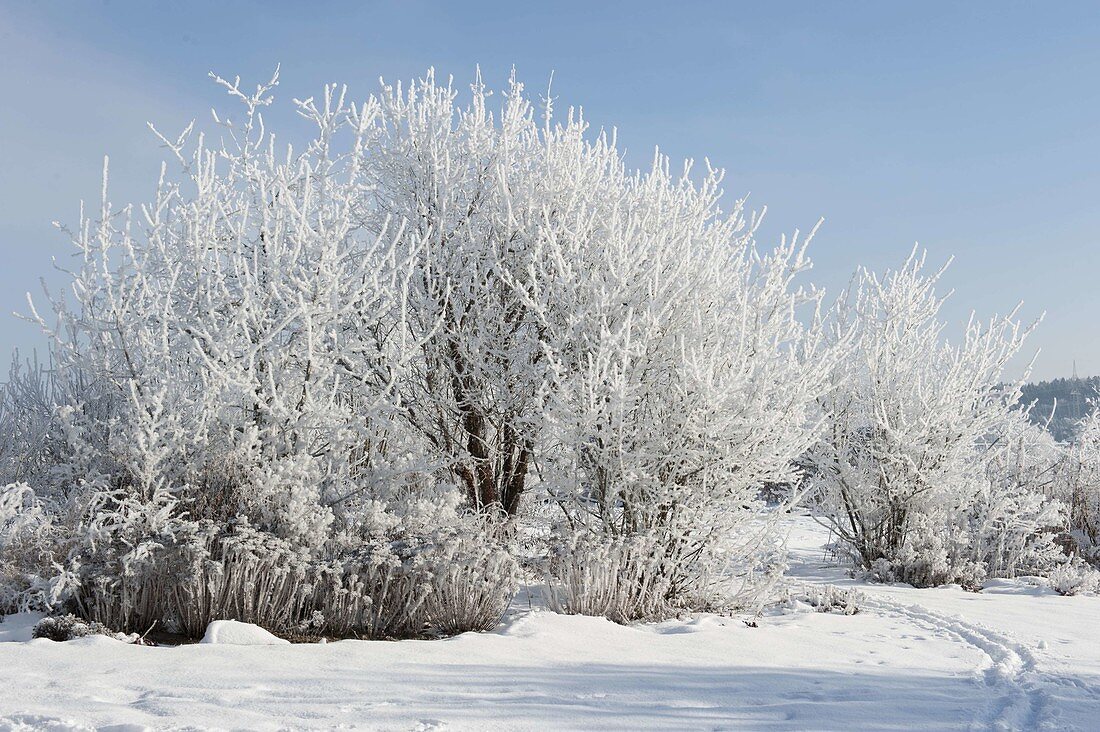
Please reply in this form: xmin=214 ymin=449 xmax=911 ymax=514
xmin=783 ymin=514 xmax=1100 ymax=731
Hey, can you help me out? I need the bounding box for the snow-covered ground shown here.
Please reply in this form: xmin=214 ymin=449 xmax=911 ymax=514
xmin=2 ymin=515 xmax=1099 ymax=731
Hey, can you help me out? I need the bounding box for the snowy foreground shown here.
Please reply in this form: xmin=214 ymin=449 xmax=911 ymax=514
xmin=2 ymin=517 xmax=1099 ymax=731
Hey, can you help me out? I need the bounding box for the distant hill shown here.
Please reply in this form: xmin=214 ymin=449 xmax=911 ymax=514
xmin=1020 ymin=376 xmax=1100 ymax=442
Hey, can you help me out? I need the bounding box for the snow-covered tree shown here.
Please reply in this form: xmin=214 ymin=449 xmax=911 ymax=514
xmin=344 ymin=71 xmax=560 ymax=515
xmin=27 ymin=71 xmax=431 ymax=547
xmin=5 ymin=70 xmax=521 ymax=633
xmin=523 ymin=161 xmax=835 ymax=614
xmin=967 ymin=413 xmax=1065 ymax=578
xmin=808 ymin=250 xmax=1058 ymax=586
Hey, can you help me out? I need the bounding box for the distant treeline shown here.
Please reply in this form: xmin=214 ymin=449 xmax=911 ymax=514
xmin=1021 ymin=376 xmax=1100 ymax=442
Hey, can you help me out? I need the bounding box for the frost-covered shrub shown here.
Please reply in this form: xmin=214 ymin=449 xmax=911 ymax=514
xmin=545 ymin=522 xmax=789 ymax=623
xmin=309 ymin=525 xmax=518 ymax=639
xmin=1047 ymin=559 xmax=1100 ymax=596
xmin=808 ymin=252 xmax=1061 ymax=587
xmin=0 ymin=364 xmax=93 ymax=614
xmin=545 ymin=532 xmax=679 ymax=623
xmin=788 ymin=584 xmax=862 ymax=615
xmin=419 ymin=534 xmax=520 ymax=636
xmin=964 ymin=421 xmax=1066 ymax=578
xmin=0 ymin=483 xmax=73 ymax=614
xmin=145 ymin=524 xmax=313 ymax=638
xmin=1050 ymin=410 xmax=1100 ymax=563
xmin=68 ymin=487 xmax=191 ymax=632
xmin=309 ymin=543 xmax=434 ymax=640
xmin=32 ymin=614 xmax=140 ymax=644
xmin=67 ymin=489 xmax=518 ymax=639
xmin=866 ymin=535 xmax=987 ymax=590
xmin=868 ymin=419 xmax=1068 ymax=589
xmin=70 ymin=510 xmax=519 ymax=639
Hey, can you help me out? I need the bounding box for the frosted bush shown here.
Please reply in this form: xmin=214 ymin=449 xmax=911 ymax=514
xmin=310 ymin=524 xmax=519 ymax=639
xmin=419 ymin=533 xmax=520 ymax=636
xmin=866 ymin=535 xmax=987 ymax=590
xmin=1050 ymin=410 xmax=1100 ymax=563
xmin=1047 ymin=560 xmax=1100 ymax=596
xmin=32 ymin=614 xmax=141 ymax=644
xmin=788 ymin=584 xmax=862 ymax=615
xmin=808 ymin=252 xmax=1062 ymax=587
xmin=68 ymin=487 xmax=201 ymax=633
xmin=0 ymin=483 xmax=72 ymax=614
xmin=71 ymin=508 xmax=519 ymax=639
xmin=963 ymin=423 xmax=1066 ymax=579
xmin=545 ymin=532 xmax=678 ymax=623
xmin=143 ymin=521 xmax=315 ymax=638
xmin=546 ymin=522 xmax=789 ymax=623
xmin=54 ymin=467 xmax=505 ymax=638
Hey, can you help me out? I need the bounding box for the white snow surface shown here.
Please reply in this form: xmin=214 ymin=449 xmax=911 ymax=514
xmin=2 ymin=514 xmax=1098 ymax=731
xmin=199 ymin=620 xmax=290 ymax=646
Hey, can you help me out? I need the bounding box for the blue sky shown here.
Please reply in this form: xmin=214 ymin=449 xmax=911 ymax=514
xmin=1 ymin=1 xmax=1098 ymax=380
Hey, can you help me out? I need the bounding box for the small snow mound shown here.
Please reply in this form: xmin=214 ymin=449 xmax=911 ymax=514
xmin=496 ymin=610 xmax=628 ymax=639
xmin=650 ymin=616 xmax=731 ymax=634
xmin=200 ymin=620 xmax=289 ymax=646
xmin=981 ymin=578 xmax=1058 ymax=597
xmin=68 ymin=635 xmax=134 ymax=648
